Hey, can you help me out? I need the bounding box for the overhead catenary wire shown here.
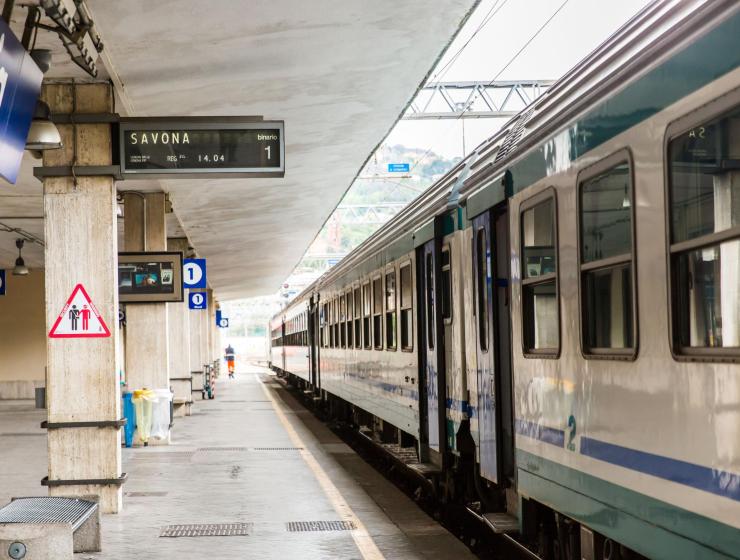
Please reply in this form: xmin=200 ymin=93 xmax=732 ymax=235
xmin=405 ymin=0 xmax=571 ymax=174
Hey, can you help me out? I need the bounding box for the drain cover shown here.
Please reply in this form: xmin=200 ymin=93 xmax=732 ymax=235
xmin=287 ymin=521 xmax=356 ymax=532
xmin=252 ymin=447 xmax=304 ymax=451
xmin=0 ymin=433 xmax=46 ymax=437
xmin=125 ymin=491 xmax=168 ymax=497
xmin=160 ymin=523 xmax=251 ymax=537
xmin=196 ymin=447 xmax=248 ymax=452
xmin=133 ymin=452 xmax=193 ymax=462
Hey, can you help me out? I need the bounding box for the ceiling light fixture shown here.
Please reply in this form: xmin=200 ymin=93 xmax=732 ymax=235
xmin=25 ymin=99 xmax=62 ymax=152
xmin=12 ymin=239 xmax=29 ymax=276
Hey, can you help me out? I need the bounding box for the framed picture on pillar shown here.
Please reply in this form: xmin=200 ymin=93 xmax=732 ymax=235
xmin=118 ymin=252 xmax=184 ymax=303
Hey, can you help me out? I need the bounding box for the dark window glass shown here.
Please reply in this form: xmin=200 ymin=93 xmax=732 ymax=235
xmin=346 ymin=293 xmax=353 ymax=348
xmin=386 ymin=271 xmax=397 ymax=350
xmin=668 ymin=106 xmax=740 ymax=353
xmin=354 ymin=288 xmax=361 ymax=348
xmin=476 ymin=228 xmax=489 ymax=352
xmin=362 ymin=283 xmax=371 ymax=349
xmin=521 ymin=197 xmax=559 ymax=353
xmin=373 ymin=277 xmax=383 ymax=349
xmin=441 ymin=248 xmax=452 ymax=322
xmin=579 ymin=160 xmax=635 ymax=354
xmin=425 ymin=253 xmax=435 ymax=349
xmin=400 ymin=264 xmax=413 ymax=351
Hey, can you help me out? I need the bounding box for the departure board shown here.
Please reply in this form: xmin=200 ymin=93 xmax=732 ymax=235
xmin=119 ymin=118 xmax=284 ymax=178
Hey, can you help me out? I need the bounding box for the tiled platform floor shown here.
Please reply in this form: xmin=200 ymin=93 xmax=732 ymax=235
xmin=0 ymin=366 xmax=474 ymax=559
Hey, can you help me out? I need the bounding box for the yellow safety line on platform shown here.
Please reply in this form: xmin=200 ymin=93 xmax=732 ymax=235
xmin=257 ymin=374 xmax=386 ymax=560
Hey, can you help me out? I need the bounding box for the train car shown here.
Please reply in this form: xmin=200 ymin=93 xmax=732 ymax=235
xmin=272 ymin=1 xmax=740 ymax=558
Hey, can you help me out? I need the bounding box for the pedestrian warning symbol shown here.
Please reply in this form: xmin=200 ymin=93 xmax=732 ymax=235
xmin=48 ymin=284 xmax=111 ymax=338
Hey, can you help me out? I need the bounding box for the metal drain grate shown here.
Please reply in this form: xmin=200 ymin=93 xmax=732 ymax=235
xmin=252 ymin=447 xmax=304 ymax=451
xmin=125 ymin=491 xmax=168 ymax=497
xmin=0 ymin=432 xmax=46 ymax=437
xmin=160 ymin=523 xmax=251 ymax=538
xmin=287 ymin=521 xmax=356 ymax=532
xmin=197 ymin=447 xmax=248 ymax=452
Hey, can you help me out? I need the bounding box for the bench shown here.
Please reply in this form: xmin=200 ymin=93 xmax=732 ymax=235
xmin=0 ymin=497 xmax=100 ymax=559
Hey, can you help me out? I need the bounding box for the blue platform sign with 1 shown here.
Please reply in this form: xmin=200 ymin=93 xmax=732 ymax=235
xmin=0 ymin=19 xmax=44 ymax=184
xmin=188 ymin=291 xmax=207 ymax=310
xmin=218 ymin=317 xmax=229 ymax=328
xmin=183 ymin=258 xmax=207 ymax=289
xmin=0 ymin=270 xmax=5 ymax=296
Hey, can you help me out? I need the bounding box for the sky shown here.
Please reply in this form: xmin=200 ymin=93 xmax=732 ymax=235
xmin=385 ymin=0 xmax=654 ymax=159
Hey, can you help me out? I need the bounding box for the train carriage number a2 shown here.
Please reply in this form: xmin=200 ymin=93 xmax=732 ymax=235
xmin=567 ymin=415 xmax=577 ymax=452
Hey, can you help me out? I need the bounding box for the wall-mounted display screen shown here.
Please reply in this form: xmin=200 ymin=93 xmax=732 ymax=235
xmin=118 ymin=252 xmax=184 ymax=303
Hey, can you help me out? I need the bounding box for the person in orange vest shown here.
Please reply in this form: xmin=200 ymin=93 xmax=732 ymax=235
xmin=224 ymin=344 xmax=236 ymax=378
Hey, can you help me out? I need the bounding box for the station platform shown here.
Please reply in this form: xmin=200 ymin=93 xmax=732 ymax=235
xmin=0 ymin=366 xmax=474 ymax=559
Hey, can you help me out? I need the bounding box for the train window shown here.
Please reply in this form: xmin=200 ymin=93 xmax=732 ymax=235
xmin=441 ymin=246 xmax=452 ymax=323
xmin=334 ymin=298 xmax=340 ymax=348
xmin=373 ymin=276 xmax=383 ymax=350
xmin=521 ymin=193 xmax=559 ymax=356
xmin=340 ymin=295 xmax=346 ymax=348
xmin=668 ymin=104 xmax=740 ymax=357
xmin=400 ymin=263 xmax=414 ymax=351
xmin=321 ymin=303 xmax=327 ymax=348
xmin=362 ymin=282 xmax=371 ymax=349
xmin=385 ymin=270 xmax=397 ymax=350
xmin=354 ymin=287 xmax=361 ymax=348
xmin=578 ymin=153 xmax=636 ymax=357
xmin=476 ymin=228 xmax=489 ymax=352
xmin=346 ymin=292 xmax=353 ymax=348
xmin=425 ymin=253 xmax=435 ymax=349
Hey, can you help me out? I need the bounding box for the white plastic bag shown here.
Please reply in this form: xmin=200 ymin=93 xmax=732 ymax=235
xmin=150 ymin=389 xmax=173 ymax=440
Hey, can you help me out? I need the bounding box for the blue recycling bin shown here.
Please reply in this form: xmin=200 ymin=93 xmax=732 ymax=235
xmin=122 ymin=392 xmax=136 ymax=448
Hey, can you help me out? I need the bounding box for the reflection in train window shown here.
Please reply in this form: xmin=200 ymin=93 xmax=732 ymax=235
xmin=400 ymin=263 xmax=414 ymax=351
xmin=579 ymin=158 xmax=635 ymax=355
xmin=476 ymin=228 xmax=488 ymax=353
xmin=362 ymin=283 xmax=371 ymax=349
xmin=354 ymin=287 xmax=361 ymax=349
xmin=373 ymin=277 xmax=383 ymax=350
xmin=441 ymin=247 xmax=452 ymax=323
xmin=521 ymin=195 xmax=559 ymax=355
xmin=668 ymin=105 xmax=740 ymax=355
xmin=425 ymin=253 xmax=435 ymax=350
xmin=385 ymin=270 xmax=397 ymax=350
xmin=346 ymin=292 xmax=353 ymax=348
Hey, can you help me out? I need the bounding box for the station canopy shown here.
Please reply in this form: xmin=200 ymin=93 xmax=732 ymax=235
xmin=2 ymin=0 xmax=477 ymax=299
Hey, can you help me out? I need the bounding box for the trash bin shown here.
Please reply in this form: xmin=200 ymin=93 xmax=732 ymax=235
xmin=35 ymin=387 xmax=46 ymax=409
xmin=150 ymin=389 xmax=173 ymax=441
xmin=132 ymin=389 xmax=155 ymax=446
xmin=122 ymin=392 xmax=136 ymax=448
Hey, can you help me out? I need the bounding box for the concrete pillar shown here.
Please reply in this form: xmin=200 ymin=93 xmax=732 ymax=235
xmin=123 ymin=192 xmax=169 ymax=442
xmin=42 ymin=82 xmax=123 ymax=513
xmin=167 ymin=238 xmax=191 ymax=416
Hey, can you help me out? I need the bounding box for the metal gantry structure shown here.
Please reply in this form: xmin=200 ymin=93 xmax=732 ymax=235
xmin=403 ymin=80 xmax=553 ymax=120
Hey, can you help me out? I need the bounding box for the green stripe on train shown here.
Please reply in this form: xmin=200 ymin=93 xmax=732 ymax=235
xmin=517 ymin=450 xmax=739 ymax=559
xmin=467 ymin=10 xmax=740 ymax=219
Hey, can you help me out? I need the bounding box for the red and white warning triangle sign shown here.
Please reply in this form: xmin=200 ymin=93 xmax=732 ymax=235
xmin=49 ymin=283 xmax=111 ymax=338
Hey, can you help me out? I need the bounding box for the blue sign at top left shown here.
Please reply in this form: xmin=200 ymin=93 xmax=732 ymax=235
xmin=0 ymin=19 xmax=43 ymax=184
xmin=183 ymin=258 xmax=207 ymax=288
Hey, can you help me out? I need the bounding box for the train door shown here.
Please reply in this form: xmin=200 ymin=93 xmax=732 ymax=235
xmin=472 ymin=211 xmax=498 ymax=483
xmin=472 ymin=206 xmax=515 ymax=485
xmin=417 ymin=236 xmax=447 ymax=465
xmin=309 ymin=297 xmax=319 ymax=388
xmin=492 ymin=206 xmax=514 ymax=483
xmin=281 ymin=318 xmax=286 ymax=373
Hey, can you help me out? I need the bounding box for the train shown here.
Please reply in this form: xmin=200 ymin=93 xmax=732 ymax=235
xmin=270 ymin=1 xmax=740 ymax=558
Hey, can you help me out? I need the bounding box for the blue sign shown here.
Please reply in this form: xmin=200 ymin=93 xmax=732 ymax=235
xmin=218 ymin=318 xmax=229 ymax=329
xmin=0 ymin=270 xmax=5 ymax=295
xmin=215 ymin=308 xmax=222 ymax=325
xmin=0 ymin=20 xmax=43 ymax=184
xmin=387 ymin=163 xmax=410 ymax=173
xmin=188 ymin=291 xmax=207 ymax=310
xmin=183 ymin=258 xmax=207 ymax=289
